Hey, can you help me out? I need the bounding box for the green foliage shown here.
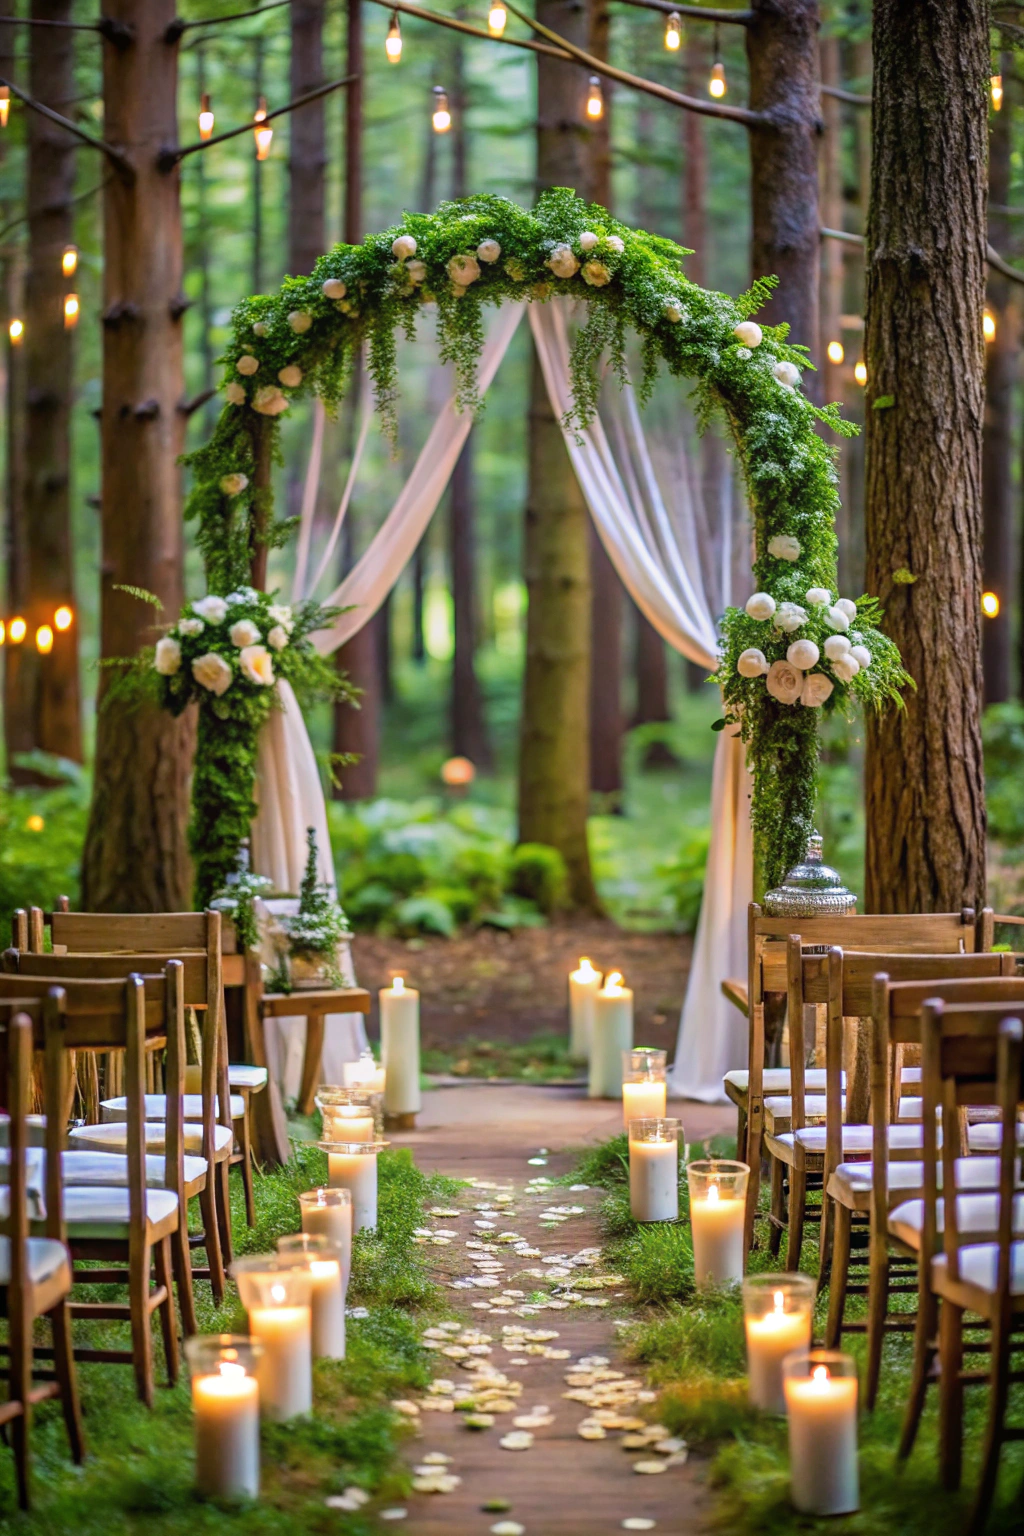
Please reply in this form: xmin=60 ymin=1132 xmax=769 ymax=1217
xmin=422 ymin=1031 xmax=578 ymax=1082
xmin=655 ymin=827 xmax=711 ymax=932
xmin=983 ymin=702 xmax=1024 ymax=850
xmin=0 ymin=761 xmax=87 ymax=942
xmin=285 ymin=826 xmax=351 ymax=968
xmin=506 ymin=841 xmax=569 ymax=914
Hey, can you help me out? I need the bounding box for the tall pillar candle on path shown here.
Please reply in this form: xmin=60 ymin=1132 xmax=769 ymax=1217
xmin=628 ymin=1117 xmax=681 ymax=1222
xmin=589 ymin=971 xmax=633 ymax=1098
xmin=299 ymin=1187 xmax=353 ymax=1293
xmin=279 ymin=1233 xmax=346 ymax=1360
xmin=320 ymin=1138 xmax=384 ymax=1230
xmin=742 ymin=1273 xmax=815 ymax=1413
xmin=621 ymin=1047 xmax=667 ymax=1128
xmin=380 ymin=974 xmax=420 ymax=1128
xmin=687 ymin=1158 xmax=748 ymax=1287
xmin=783 ymin=1350 xmax=859 ymax=1515
xmin=232 ymin=1257 xmax=313 ymax=1422
xmin=568 ymin=956 xmax=601 ymax=1061
xmin=186 ymin=1335 xmax=261 ymax=1501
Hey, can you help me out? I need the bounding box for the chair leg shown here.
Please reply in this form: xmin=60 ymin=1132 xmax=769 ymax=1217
xmin=900 ymin=1283 xmax=938 ymax=1461
xmin=817 ymin=1192 xmax=836 ymax=1293
xmin=9 ymin=1296 xmax=31 ymax=1509
xmin=938 ymin=1300 xmax=965 ymax=1492
xmin=171 ymin=1206 xmax=198 ymax=1337
xmin=824 ymin=1203 xmax=852 ymax=1348
xmin=239 ymin=1103 xmax=256 ymax=1228
xmin=736 ymin=1101 xmax=748 ymax=1164
xmin=768 ymin=1155 xmax=785 ymax=1257
xmin=743 ymin=1120 xmax=763 ymax=1251
xmin=968 ymin=1314 xmax=1011 ymax=1536
xmin=785 ymin=1165 xmax=807 ymax=1272
xmin=215 ymin=1157 xmax=233 ymax=1266
xmin=129 ymin=1237 xmax=155 ymax=1408
xmin=865 ymin=1232 xmax=891 ymax=1411
xmin=154 ymin=1237 xmax=179 ymax=1387
xmin=48 ymin=1300 xmax=85 ymax=1464
xmin=198 ymin=1176 xmax=226 ymax=1305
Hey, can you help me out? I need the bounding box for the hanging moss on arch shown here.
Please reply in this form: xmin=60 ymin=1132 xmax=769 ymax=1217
xmin=177 ymin=187 xmax=908 ymax=895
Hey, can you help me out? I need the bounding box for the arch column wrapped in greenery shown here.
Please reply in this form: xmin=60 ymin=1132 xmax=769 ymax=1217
xmin=154 ymin=188 xmax=907 ymax=905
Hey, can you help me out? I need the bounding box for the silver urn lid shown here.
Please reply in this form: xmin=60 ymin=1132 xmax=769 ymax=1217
xmin=763 ymin=833 xmax=856 ymax=918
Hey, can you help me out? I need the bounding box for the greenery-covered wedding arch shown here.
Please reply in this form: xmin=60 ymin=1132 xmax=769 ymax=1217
xmin=148 ymin=188 xmax=908 ymax=906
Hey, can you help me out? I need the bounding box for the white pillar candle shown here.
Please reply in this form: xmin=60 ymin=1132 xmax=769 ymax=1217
xmin=308 ymin=1257 xmax=346 ymax=1359
xmin=589 ymin=973 xmax=633 ymax=1098
xmin=744 ymin=1284 xmax=814 ymax=1413
xmin=324 ymin=1104 xmax=374 ymax=1142
xmin=622 ymin=1077 xmax=666 ymax=1127
xmin=248 ymin=1303 xmax=312 ymax=1421
xmin=568 ymin=957 xmax=601 ymax=1061
xmin=380 ymin=977 xmax=421 ymax=1117
xmin=343 ymin=1052 xmax=387 ymax=1095
xmin=784 ymin=1357 xmax=859 ymax=1515
xmin=690 ymin=1184 xmax=745 ymax=1286
xmin=299 ymin=1189 xmax=353 ymax=1293
xmin=628 ymin=1128 xmax=679 ymax=1222
xmin=191 ymin=1361 xmax=260 ymax=1500
xmin=327 ymin=1145 xmax=379 ymax=1230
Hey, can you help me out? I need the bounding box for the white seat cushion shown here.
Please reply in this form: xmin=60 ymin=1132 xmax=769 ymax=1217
xmin=724 ymin=1069 xmax=843 ymax=1097
xmin=889 ymin=1193 xmax=1024 ymax=1249
xmin=100 ymin=1093 xmax=244 ymax=1123
xmin=0 ymin=1113 xmax=49 ymax=1149
xmin=779 ymin=1122 xmax=926 ymax=1156
xmin=61 ymin=1185 xmax=179 ymax=1240
xmin=932 ymin=1242 xmax=1024 ymax=1296
xmin=0 ymin=1235 xmax=71 ymax=1287
xmin=765 ymin=1094 xmax=845 ymax=1122
xmin=68 ymin=1120 xmax=233 ymax=1158
xmin=228 ymin=1065 xmax=268 ymax=1090
xmin=828 ymin=1155 xmax=1008 ymax=1209
xmin=967 ymin=1120 xmax=1024 ymax=1153
xmin=61 ymin=1150 xmax=208 ymax=1188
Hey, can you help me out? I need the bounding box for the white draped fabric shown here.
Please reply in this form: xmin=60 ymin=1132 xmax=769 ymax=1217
xmin=250 ymin=297 xmax=751 ymax=1104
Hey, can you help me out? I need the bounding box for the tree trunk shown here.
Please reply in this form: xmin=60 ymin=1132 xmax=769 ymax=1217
xmin=252 ymin=33 xmax=264 ymax=294
xmin=682 ymin=29 xmax=706 ymax=286
xmin=819 ymin=31 xmax=844 ymax=406
xmin=82 ymin=1 xmax=195 ymax=912
xmin=518 ymin=0 xmax=598 ymax=908
xmin=746 ymin=0 xmax=822 ymax=373
xmin=1 ymin=17 xmax=26 ymax=778
xmin=288 ymin=0 xmax=326 ymax=276
xmin=863 ymin=0 xmax=988 ymax=914
xmin=982 ymin=52 xmax=1015 ymax=705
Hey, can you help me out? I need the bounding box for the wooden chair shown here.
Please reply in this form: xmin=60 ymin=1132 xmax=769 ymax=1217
xmin=0 ymin=1002 xmax=83 ymax=1506
xmin=0 ymin=972 xmax=182 ymax=1405
xmin=2 ymin=948 xmax=226 ymax=1323
xmin=901 ymin=1001 xmax=1024 ymax=1533
xmin=735 ymin=904 xmax=984 ymax=1248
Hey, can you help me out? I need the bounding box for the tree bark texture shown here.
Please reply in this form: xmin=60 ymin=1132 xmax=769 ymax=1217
xmin=4 ymin=1 xmax=82 ymax=779
xmin=982 ymin=53 xmax=1015 ymax=704
xmin=82 ymin=0 xmax=195 ymax=912
xmin=518 ymin=0 xmax=598 ymax=908
xmin=1 ymin=11 xmax=26 ymax=777
xmin=863 ymin=0 xmax=988 ymax=914
xmin=746 ymin=0 xmax=822 ymax=373
xmin=288 ymin=0 xmax=326 ymax=277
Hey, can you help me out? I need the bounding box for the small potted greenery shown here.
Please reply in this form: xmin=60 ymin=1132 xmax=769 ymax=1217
xmin=285 ymin=826 xmax=352 ymax=990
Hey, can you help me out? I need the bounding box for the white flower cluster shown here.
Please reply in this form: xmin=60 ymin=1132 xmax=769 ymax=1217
xmin=153 ymin=593 xmax=296 ymax=699
xmin=544 ymin=231 xmax=623 ymax=288
xmin=736 ymin=585 xmax=872 ymax=707
xmin=729 ymin=322 xmax=803 ymax=389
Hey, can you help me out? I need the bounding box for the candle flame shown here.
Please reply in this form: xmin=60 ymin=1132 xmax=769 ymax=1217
xmin=310 ymin=1258 xmax=339 ymax=1279
xmin=218 ymin=1360 xmax=246 ymax=1382
xmin=773 ymin=1290 xmax=785 ymax=1314
xmin=316 ymin=1189 xmax=327 ymax=1205
xmin=811 ymin=1364 xmax=830 ymax=1386
xmin=270 ymin=1282 xmax=286 ymax=1303
xmin=393 ymin=975 xmax=405 ymax=994
xmin=707 ymin=1182 xmax=719 ymax=1204
xmin=605 ymin=971 xmax=624 ymax=994
xmin=576 ymin=956 xmax=598 ymax=981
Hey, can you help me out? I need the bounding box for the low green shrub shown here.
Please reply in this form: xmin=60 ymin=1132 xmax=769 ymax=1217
xmin=0 ymin=757 xmax=89 ymax=942
xmin=506 ymin=841 xmax=568 ymax=914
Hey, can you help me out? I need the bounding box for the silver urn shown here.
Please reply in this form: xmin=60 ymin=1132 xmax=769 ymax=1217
xmin=763 ymin=833 xmax=856 ymax=918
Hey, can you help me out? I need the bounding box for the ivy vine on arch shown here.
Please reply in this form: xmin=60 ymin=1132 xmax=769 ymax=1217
xmin=159 ymin=187 xmax=908 ymax=905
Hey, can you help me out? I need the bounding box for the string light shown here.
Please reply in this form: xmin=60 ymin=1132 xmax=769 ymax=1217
xmin=991 ymin=75 xmax=1003 ymax=111
xmin=0 ymin=620 xmax=4 ymax=644
xmin=826 ymin=340 xmax=844 ymax=365
xmin=8 ymin=616 xmax=26 ymax=643
xmin=63 ymin=293 xmax=79 ymax=329
xmin=709 ymin=60 xmax=726 ymax=97
xmin=983 ymin=308 xmax=996 ymax=343
xmin=61 ymin=245 xmax=78 ymax=278
xmin=8 ymin=317 xmax=23 ymax=345
xmin=0 ymin=86 xmax=9 ymax=129
xmin=25 ymin=814 xmax=44 ymax=833
xmin=35 ymin=624 xmax=54 ymax=655
xmin=432 ymin=85 xmax=451 ymax=133
xmin=664 ymin=10 xmax=682 ymax=50
xmin=54 ymin=605 xmax=73 ymax=631
xmin=385 ymin=13 xmax=403 ymax=61
xmin=198 ymin=92 xmax=215 ymax=140
xmin=586 ymin=75 xmax=604 ymax=120
xmin=488 ymin=2 xmax=507 ymax=37
xmin=982 ymin=591 xmax=1000 ymax=618
xmin=253 ymin=96 xmax=273 ymax=160
xmin=854 ymin=359 xmax=867 ymax=386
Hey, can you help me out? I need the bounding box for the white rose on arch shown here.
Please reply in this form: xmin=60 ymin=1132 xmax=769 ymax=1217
xmin=448 ymin=253 xmax=481 ymax=287
xmin=392 ymin=234 xmax=417 ymax=261
xmin=733 ymin=321 xmax=762 ymax=348
xmin=236 ymin=354 xmax=259 ymax=376
xmin=229 ymin=618 xmax=261 ymax=649
xmin=252 ymin=321 xmax=269 ymax=337
xmin=477 ymin=239 xmax=501 ymax=262
xmin=581 ymin=260 xmax=612 ymax=288
xmin=322 ymin=278 xmax=347 ymax=299
xmin=773 ymin=360 xmax=802 ymax=388
xmin=191 ymin=651 xmax=233 ymax=696
xmin=767 ymin=534 xmax=801 ymax=561
xmin=850 ymin=645 xmax=872 ymax=669
xmin=774 ymin=602 xmax=807 ymax=633
xmin=835 ymin=597 xmax=858 ymax=621
xmin=278 ymin=364 xmax=303 ymax=388
xmin=605 ymin=235 xmax=624 ymax=254
xmin=252 ymin=385 xmax=289 ymax=416
xmin=267 ymin=603 xmax=294 ymax=634
xmin=787 ymin=638 xmax=819 ymax=670
xmin=831 ymin=652 xmax=860 ymax=684
xmin=745 ymin=592 xmax=776 ymax=622
xmin=805 ymin=587 xmax=831 ymax=607
xmin=737 ymin=648 xmax=769 ymax=678
xmin=288 ymin=310 xmax=312 ymax=333
xmin=823 ymin=634 xmax=851 ymax=661
xmin=579 ymin=231 xmax=599 ymax=251
xmin=193 ymin=595 xmax=228 ymax=625
xmin=825 ymin=605 xmax=850 ymax=633
xmin=219 ymin=473 xmax=249 ymax=496
xmin=239 ymin=643 xmax=275 ymax=687
xmin=547 ymin=244 xmax=579 ymax=279
xmin=267 ymin=625 xmax=290 ymax=652
xmin=178 ymin=617 xmax=204 ymax=638
xmin=154 ymin=636 xmax=181 ymax=675
xmin=801 ymin=672 xmax=834 ymax=708
xmin=663 ymin=301 xmax=684 ymax=323
xmin=406 ymin=259 xmax=427 ymax=285
xmin=765 ymin=659 xmax=803 ymax=705
xmin=224 ymin=381 xmax=246 ymax=406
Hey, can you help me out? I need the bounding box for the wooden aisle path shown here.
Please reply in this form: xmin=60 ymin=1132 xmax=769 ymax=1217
xmin=380 ymin=1084 xmax=734 ymax=1536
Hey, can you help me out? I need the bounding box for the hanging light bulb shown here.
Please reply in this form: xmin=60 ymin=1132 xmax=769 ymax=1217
xmin=488 ymin=2 xmax=507 ymax=37
xmin=0 ymin=86 xmax=10 ymax=129
xmin=826 ymin=340 xmax=844 ymax=365
xmin=61 ymin=244 xmax=78 ymax=278
xmin=991 ymin=74 xmax=1003 ymax=111
xmin=0 ymin=620 xmax=4 ymax=644
xmin=63 ymin=293 xmax=79 ymax=329
xmin=709 ymin=59 xmax=726 ymax=98
xmin=9 ymin=316 xmax=23 ymax=345
xmin=198 ymin=91 xmax=215 ymax=140
xmin=983 ymin=307 xmax=997 ymax=343
xmin=982 ymin=590 xmax=1000 ymax=618
xmin=54 ymin=604 xmax=73 ymax=631
xmin=586 ymin=75 xmax=604 ymax=120
xmin=35 ymin=623 xmax=54 ymax=655
xmin=385 ymin=13 xmax=403 ymax=62
xmin=432 ymin=85 xmax=451 ymax=134
xmin=253 ymin=96 xmax=273 ymax=160
xmin=853 ymin=359 xmax=867 ymax=386
xmin=8 ymin=616 xmax=26 ymax=643
xmin=664 ymin=11 xmax=682 ymax=51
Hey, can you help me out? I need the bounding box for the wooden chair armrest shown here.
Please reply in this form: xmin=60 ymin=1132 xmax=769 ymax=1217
xmin=720 ymin=978 xmax=749 ymax=1017
xmin=261 ymin=987 xmax=372 ymax=1018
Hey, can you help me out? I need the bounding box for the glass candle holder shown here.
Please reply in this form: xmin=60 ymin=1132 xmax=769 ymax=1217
xmin=278 ymin=1232 xmax=345 ymax=1360
xmin=621 ymin=1048 xmax=668 ymax=1128
xmin=342 ymin=1049 xmax=387 ymax=1098
xmin=231 ymin=1256 xmax=313 ymax=1421
xmin=783 ymin=1350 xmax=859 ymax=1515
xmin=298 ymin=1187 xmax=352 ymax=1293
xmin=185 ymin=1334 xmax=261 ymax=1501
xmin=315 ymin=1087 xmax=376 ymax=1143
xmin=317 ymin=1139 xmax=386 ymax=1231
xmin=628 ymin=1117 xmax=680 ymax=1222
xmin=589 ymin=972 xmax=633 ymax=1099
xmin=686 ymin=1158 xmax=748 ymax=1287
xmin=742 ymin=1272 xmax=815 ymax=1412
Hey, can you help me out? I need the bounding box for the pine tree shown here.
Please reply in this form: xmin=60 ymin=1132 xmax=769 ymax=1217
xmin=287 ymin=827 xmax=349 ymax=962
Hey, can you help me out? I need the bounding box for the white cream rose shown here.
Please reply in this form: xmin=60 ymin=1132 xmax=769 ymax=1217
xmin=801 ymin=673 xmax=834 ymax=708
xmin=663 ymin=301 xmax=684 ymax=323
xmin=767 ymin=534 xmax=801 ymax=561
xmin=547 ymin=244 xmax=579 ymax=279
xmin=765 ymin=659 xmax=803 ymax=705
xmin=605 ymin=235 xmax=624 ymax=253
xmin=579 ymin=231 xmax=598 ymax=251
xmin=850 ymin=645 xmax=872 ymax=669
xmin=252 ymin=385 xmax=289 ymax=416
xmin=805 ymin=586 xmax=831 ymax=606
xmin=239 ymin=643 xmax=274 ymax=687
xmin=219 ymin=473 xmax=249 ymax=496
xmin=288 ymin=310 xmax=312 ymax=333
xmin=787 ymin=638 xmax=820 ymax=670
xmin=406 ymin=259 xmax=427 ymax=285
xmin=236 ymin=354 xmax=259 ymax=376
xmin=448 ymin=253 xmax=481 ymax=287
xmin=392 ymin=234 xmax=417 ymax=260
xmin=278 ymin=364 xmax=303 ymax=388
xmin=267 ymin=625 xmax=289 ymax=652
xmin=322 ymin=277 xmax=347 ymax=299
xmin=154 ymin=636 xmax=181 ymax=675
xmin=835 ymin=597 xmax=858 ymax=621
xmin=825 ymin=605 xmax=850 ymax=633
xmin=193 ymin=595 xmax=228 ymax=625
xmin=224 ymin=381 xmax=246 ymax=406
xmin=733 ymin=321 xmax=762 ymax=348
xmin=229 ymin=619 xmax=261 ymax=648
xmin=745 ymin=592 xmax=776 ymax=621
xmin=823 ymin=634 xmax=851 ymax=661
xmin=192 ymin=651 xmax=233 ymax=696
xmin=737 ymin=648 xmax=769 ymax=677
xmin=831 ymin=653 xmax=860 ymax=684
xmin=268 ymin=603 xmax=294 ymax=634
xmin=477 ymin=239 xmax=501 ymax=262
xmin=581 ymin=260 xmax=611 ymax=287
xmin=774 ymin=602 xmax=807 ymax=633
xmin=773 ymin=360 xmax=801 ymax=388
xmin=178 ymin=617 xmax=204 ymax=637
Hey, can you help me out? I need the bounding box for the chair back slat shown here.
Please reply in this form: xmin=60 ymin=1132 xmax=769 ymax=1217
xmin=0 ymin=1008 xmax=34 ymax=1267
xmin=751 ymin=904 xmax=980 ymax=955
xmin=3 ymin=949 xmax=210 ymax=1007
xmin=49 ymin=910 xmax=215 ymax=955
xmin=0 ymin=972 xmax=167 ymax=1049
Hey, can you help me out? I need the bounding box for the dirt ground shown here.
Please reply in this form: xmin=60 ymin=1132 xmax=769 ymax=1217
xmin=351 ymin=920 xmax=693 ymax=1062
